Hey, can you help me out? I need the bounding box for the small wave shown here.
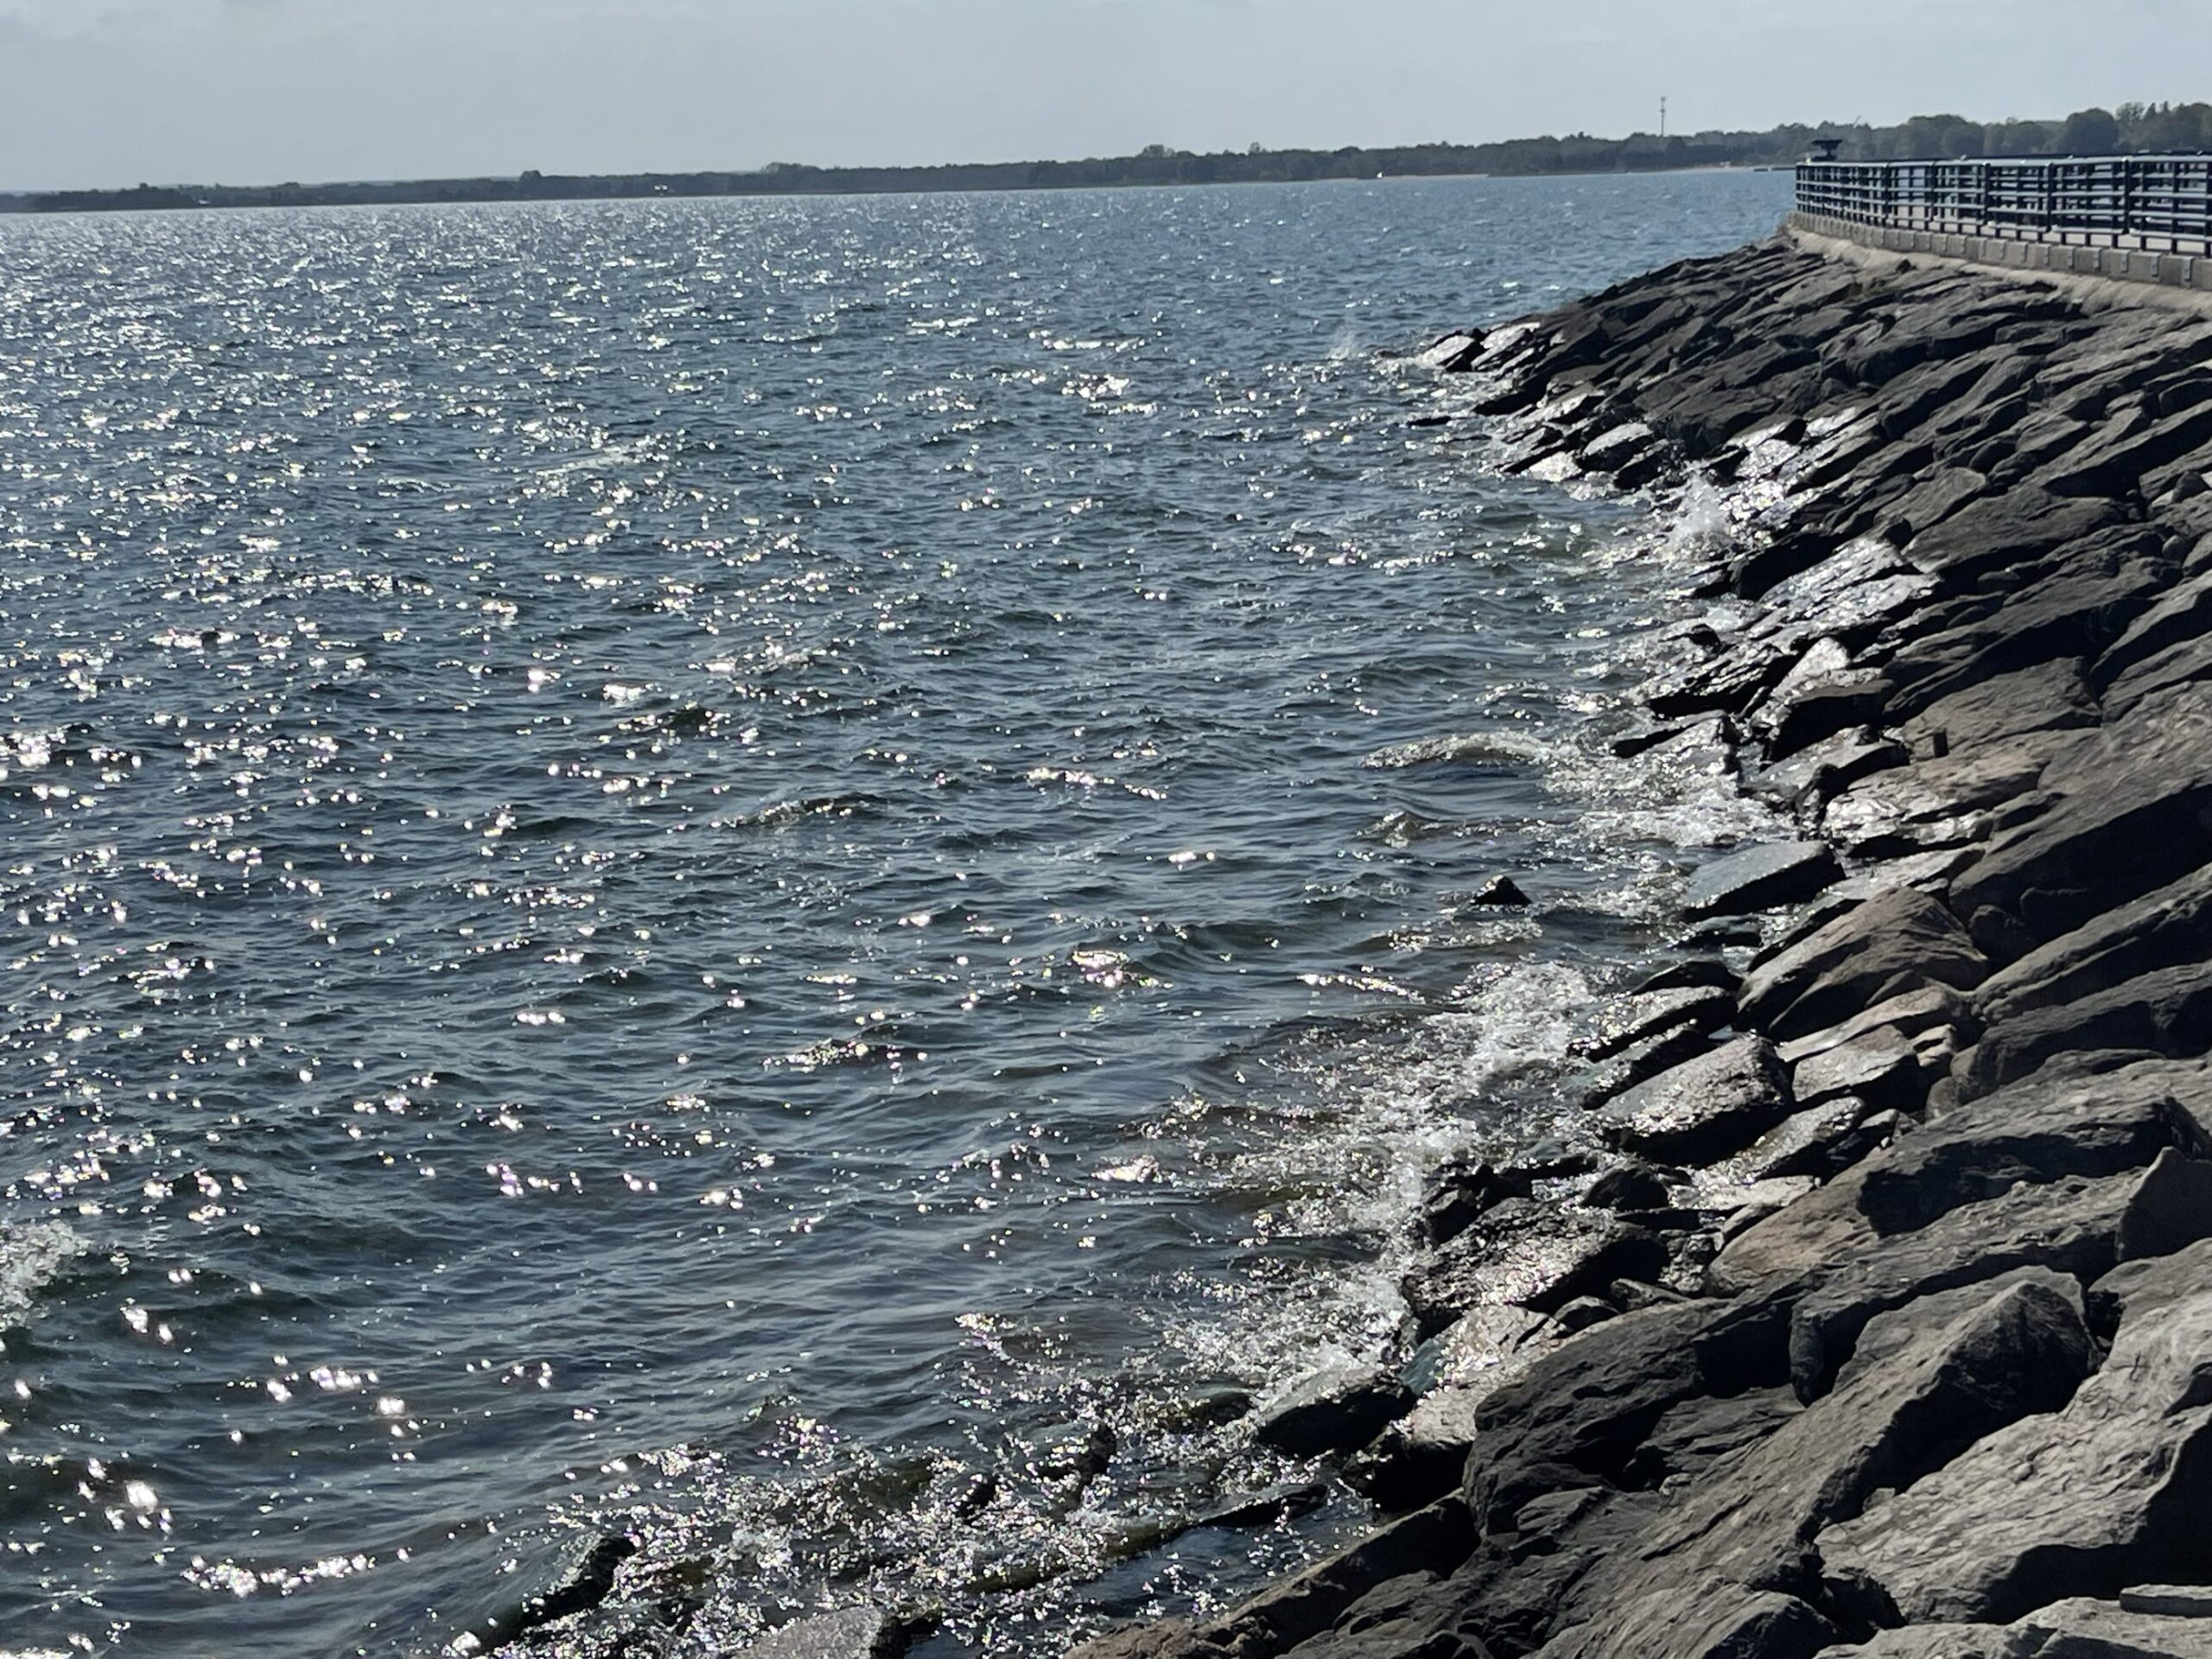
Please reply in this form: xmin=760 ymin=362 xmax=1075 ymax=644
xmin=0 ymin=1221 xmax=86 ymax=1334
xmin=1361 ymin=732 xmax=1541 ymax=772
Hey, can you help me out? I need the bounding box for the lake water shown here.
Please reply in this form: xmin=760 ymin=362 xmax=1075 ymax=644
xmin=0 ymin=168 xmax=1792 ymax=1657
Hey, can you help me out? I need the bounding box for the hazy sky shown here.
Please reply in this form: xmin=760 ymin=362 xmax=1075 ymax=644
xmin=1 ymin=0 xmax=2203 ymax=190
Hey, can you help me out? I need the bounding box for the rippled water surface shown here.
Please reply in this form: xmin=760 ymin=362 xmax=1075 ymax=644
xmin=0 ymin=171 xmax=1791 ymax=1656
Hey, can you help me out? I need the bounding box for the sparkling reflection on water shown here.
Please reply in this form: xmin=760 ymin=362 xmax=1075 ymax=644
xmin=0 ymin=172 xmax=1790 ymax=1656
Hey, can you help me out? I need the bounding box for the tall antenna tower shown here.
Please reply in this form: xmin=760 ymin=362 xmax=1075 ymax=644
xmin=1661 ymin=97 xmax=1669 ymax=138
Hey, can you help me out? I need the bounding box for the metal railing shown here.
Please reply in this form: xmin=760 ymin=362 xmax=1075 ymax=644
xmin=1796 ymin=156 xmax=2212 ymax=255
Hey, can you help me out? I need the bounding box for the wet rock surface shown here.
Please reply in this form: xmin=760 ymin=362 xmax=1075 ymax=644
xmin=1065 ymin=231 xmax=2212 ymax=1659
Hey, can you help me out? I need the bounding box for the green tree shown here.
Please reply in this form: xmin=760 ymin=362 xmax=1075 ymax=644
xmin=2057 ymin=107 xmax=2122 ymax=154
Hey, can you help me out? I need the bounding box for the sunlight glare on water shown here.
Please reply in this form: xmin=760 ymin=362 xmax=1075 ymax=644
xmin=0 ymin=171 xmax=1790 ymax=1656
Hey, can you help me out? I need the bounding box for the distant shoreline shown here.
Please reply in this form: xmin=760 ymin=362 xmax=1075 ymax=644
xmin=0 ymin=138 xmax=1784 ymax=217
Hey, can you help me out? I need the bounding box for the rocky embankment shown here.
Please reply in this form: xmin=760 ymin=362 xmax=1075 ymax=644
xmin=1068 ymin=232 xmax=2212 ymax=1658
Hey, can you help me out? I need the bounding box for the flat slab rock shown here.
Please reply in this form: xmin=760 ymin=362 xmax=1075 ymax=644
xmin=1251 ymin=1363 xmax=1415 ymax=1458
xmin=1685 ymin=841 xmax=1842 ymax=918
xmin=1588 ymin=1034 xmax=1794 ymax=1165
xmin=1402 ymin=1198 xmax=1665 ymax=1336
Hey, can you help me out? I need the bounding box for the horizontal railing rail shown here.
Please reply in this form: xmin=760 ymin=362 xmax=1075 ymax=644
xmin=1796 ymin=156 xmax=2212 ymax=255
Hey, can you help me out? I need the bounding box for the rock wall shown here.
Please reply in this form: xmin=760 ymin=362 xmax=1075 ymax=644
xmin=1069 ymin=232 xmax=2212 ymax=1658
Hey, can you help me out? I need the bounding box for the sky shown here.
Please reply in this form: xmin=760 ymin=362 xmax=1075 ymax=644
xmin=0 ymin=0 xmax=2204 ymax=191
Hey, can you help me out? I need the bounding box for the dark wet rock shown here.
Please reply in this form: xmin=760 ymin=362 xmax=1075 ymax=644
xmin=1743 ymin=729 xmax=1908 ymax=808
xmin=1629 ymin=957 xmax=1740 ymax=998
xmin=1671 ymin=916 xmax=1764 ymax=951
xmin=1684 ymin=842 xmax=1841 ymax=918
xmin=951 ymin=1472 xmax=998 ymax=1520
xmin=1196 ymin=1481 xmax=1331 ymax=1531
xmin=1821 ymin=1240 xmax=2212 ymax=1626
xmin=1501 ymin=1140 xmax=1601 ymax=1184
xmin=1586 ymin=986 xmax=1734 ymax=1061
xmin=1429 ymin=332 xmax=1488 ymax=374
xmin=1611 ymin=717 xmax=1699 ymax=759
xmin=1406 ymin=1304 xmax=1555 ymax=1400
xmin=747 ymin=1607 xmax=906 ymax=1659
xmin=1253 ymin=1365 xmax=1417 ymax=1459
xmin=1418 ymin=1160 xmax=1533 ymax=1249
xmin=1469 ymin=876 xmax=1532 ymax=908
xmin=484 ymin=1531 xmax=639 ymax=1648
xmin=1584 ymin=1160 xmax=1675 ymax=1212
xmin=1463 ymin=1296 xmax=1789 ymax=1531
xmin=1578 ymin=420 xmax=1658 ymax=473
xmin=1765 ymin=677 xmax=1898 ymax=759
xmin=1790 ymin=1027 xmax=1927 ymax=1115
xmin=1588 ymin=1036 xmax=1794 ymax=1164
xmin=1347 ymin=1393 xmax=1486 ymax=1513
xmin=1195 ymin=1501 xmax=1476 ymax=1657
xmin=1570 ymin=1024 xmax=1724 ymax=1111
xmin=1274 ymin=1571 xmax=1490 ymax=1659
xmin=1904 ymin=486 xmax=2124 ymax=586
xmin=1402 ymin=1199 xmax=1665 ymax=1337
xmin=1065 ymin=1622 xmax=1221 ymax=1659
xmin=1738 ymin=887 xmax=1986 ymax=1042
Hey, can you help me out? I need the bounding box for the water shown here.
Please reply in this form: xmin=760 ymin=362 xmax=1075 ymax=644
xmin=0 ymin=169 xmax=1792 ymax=1657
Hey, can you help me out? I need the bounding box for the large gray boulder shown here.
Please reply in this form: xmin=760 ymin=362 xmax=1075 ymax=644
xmin=1528 ymin=1590 xmax=1834 ymax=1659
xmin=1738 ymin=888 xmax=1987 ymax=1042
xmin=1960 ymin=960 xmax=2212 ymax=1098
xmin=1904 ymin=487 xmax=2123 ymax=585
xmin=1855 ymin=1057 xmax=2202 ymax=1234
xmin=1517 ymin=1274 xmax=2089 ymax=1659
xmin=1977 ymin=863 xmax=2212 ymax=1025
xmin=1820 ymin=1241 xmax=2212 ymax=1624
xmin=1948 ymin=682 xmax=2212 ymax=958
xmin=1895 ymin=658 xmax=2097 ymax=760
xmin=1710 ymin=1055 xmax=2197 ymax=1298
xmin=1784 ymin=1161 xmax=2195 ymax=1398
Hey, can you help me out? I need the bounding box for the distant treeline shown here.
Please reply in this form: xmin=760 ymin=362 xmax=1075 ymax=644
xmin=6 ymin=104 xmax=2208 ymax=215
